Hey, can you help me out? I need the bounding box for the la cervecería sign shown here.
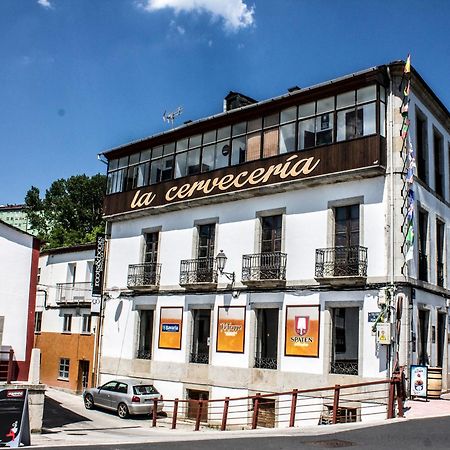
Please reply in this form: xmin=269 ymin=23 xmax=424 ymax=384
xmin=104 ymin=136 xmax=384 ymax=216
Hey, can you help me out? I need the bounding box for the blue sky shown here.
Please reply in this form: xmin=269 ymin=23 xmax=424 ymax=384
xmin=1 ymin=0 xmax=449 ymax=204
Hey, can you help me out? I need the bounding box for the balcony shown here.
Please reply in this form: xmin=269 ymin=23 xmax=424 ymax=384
xmin=180 ymin=257 xmax=218 ymax=288
xmin=56 ymin=282 xmax=92 ymax=305
xmin=315 ymin=246 xmax=368 ymax=284
xmin=242 ymin=252 xmax=287 ymax=287
xmin=127 ymin=263 xmax=161 ymax=290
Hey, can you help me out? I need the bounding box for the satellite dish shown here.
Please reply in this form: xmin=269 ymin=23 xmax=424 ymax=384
xmin=109 ymin=287 xmax=121 ymax=299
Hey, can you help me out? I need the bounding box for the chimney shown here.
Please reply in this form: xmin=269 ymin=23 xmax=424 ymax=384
xmin=224 ymin=91 xmax=257 ymax=112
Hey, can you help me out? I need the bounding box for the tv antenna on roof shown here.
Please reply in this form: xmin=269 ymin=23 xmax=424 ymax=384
xmin=163 ymin=106 xmax=183 ymax=128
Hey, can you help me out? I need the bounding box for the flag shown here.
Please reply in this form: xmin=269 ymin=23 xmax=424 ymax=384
xmin=405 ymin=244 xmax=414 ymax=262
xmin=400 ymin=101 xmax=409 ymax=116
xmin=401 ymin=118 xmax=410 ymax=139
xmin=406 ymin=168 xmax=414 ymax=184
xmin=404 ymin=54 xmax=411 ymax=74
xmin=403 ymin=80 xmax=410 ymax=97
xmin=407 ymin=204 xmax=414 ymax=222
xmin=408 ymin=188 xmax=415 ymax=203
xmin=406 ymin=225 xmax=414 ymax=245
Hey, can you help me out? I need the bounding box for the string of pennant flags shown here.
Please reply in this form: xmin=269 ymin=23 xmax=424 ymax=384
xmin=399 ymin=54 xmax=416 ymax=274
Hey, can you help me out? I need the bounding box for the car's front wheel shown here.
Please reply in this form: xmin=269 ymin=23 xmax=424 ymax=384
xmin=84 ymin=394 xmax=94 ymax=410
xmin=117 ymin=403 xmax=129 ymax=419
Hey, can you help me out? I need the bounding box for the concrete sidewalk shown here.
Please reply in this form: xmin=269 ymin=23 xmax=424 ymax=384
xmin=29 ymin=388 xmax=450 ymax=448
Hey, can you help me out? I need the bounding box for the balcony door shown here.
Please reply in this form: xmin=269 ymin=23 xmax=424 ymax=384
xmin=197 ymin=224 xmax=215 ymax=282
xmin=143 ymin=232 xmax=159 ymax=284
xmin=334 ymin=205 xmax=359 ymax=276
xmin=260 ymin=215 xmax=282 ymax=279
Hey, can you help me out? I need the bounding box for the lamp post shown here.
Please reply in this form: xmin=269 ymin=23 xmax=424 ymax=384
xmin=216 ymin=250 xmax=235 ymax=284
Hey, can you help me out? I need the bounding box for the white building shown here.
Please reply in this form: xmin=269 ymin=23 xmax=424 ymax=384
xmin=97 ymin=61 xmax=450 ymax=418
xmin=0 ymin=220 xmax=39 ymax=381
xmin=35 ymin=244 xmax=98 ymax=393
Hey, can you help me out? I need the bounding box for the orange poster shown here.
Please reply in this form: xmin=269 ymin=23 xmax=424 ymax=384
xmin=158 ymin=307 xmax=183 ymax=350
xmin=285 ymin=305 xmax=320 ymax=357
xmin=216 ymin=306 xmax=246 ymax=353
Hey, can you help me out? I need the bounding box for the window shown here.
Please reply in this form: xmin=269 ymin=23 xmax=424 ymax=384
xmin=336 ymin=86 xmax=376 ymax=142
xmin=190 ymin=309 xmax=211 ymax=364
xmin=35 ymin=311 xmax=42 ymax=333
xmin=254 ymin=308 xmax=278 ymax=369
xmin=436 ymin=219 xmax=445 ymax=287
xmin=330 ymin=307 xmax=359 ymax=375
xmin=334 ymin=205 xmax=360 ymax=276
xmin=144 ymin=232 xmax=159 ymax=263
xmin=298 ymin=98 xmax=334 ymax=150
xmin=137 ymin=310 xmax=154 ymax=359
xmin=82 ymin=314 xmax=91 ymax=334
xmin=433 ymin=128 xmax=444 ymax=197
xmin=59 ymin=358 xmax=70 ymax=379
xmin=416 ymin=109 xmax=428 ymax=183
xmin=195 ymin=224 xmax=216 ymax=283
xmin=418 ymin=209 xmax=428 ymax=282
xmin=106 ymin=84 xmax=384 ymax=193
xmin=63 ymin=314 xmax=72 ymax=333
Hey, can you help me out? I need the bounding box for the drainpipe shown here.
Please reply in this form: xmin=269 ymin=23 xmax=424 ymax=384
xmin=386 ymin=66 xmax=396 ymax=378
xmin=37 ymin=288 xmax=48 ymax=309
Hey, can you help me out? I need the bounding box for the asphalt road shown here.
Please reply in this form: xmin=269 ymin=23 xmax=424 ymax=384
xmin=35 ymin=415 xmax=450 ymax=450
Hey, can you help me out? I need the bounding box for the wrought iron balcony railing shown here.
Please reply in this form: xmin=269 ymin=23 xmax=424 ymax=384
xmin=330 ymin=360 xmax=359 ymax=376
xmin=315 ymin=246 xmax=368 ymax=278
xmin=190 ymin=352 xmax=209 ymax=364
xmin=254 ymin=355 xmax=277 ymax=370
xmin=242 ymin=252 xmax=287 ymax=283
xmin=180 ymin=257 xmax=218 ymax=286
xmin=56 ymin=282 xmax=92 ymax=304
xmin=127 ymin=262 xmax=161 ymax=289
xmin=136 ymin=349 xmax=152 ymax=360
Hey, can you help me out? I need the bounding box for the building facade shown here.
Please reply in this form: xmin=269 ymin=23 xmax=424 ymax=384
xmin=0 ymin=204 xmax=35 ymax=235
xmin=97 ymin=61 xmax=450 ymax=411
xmin=34 ymin=244 xmax=98 ymax=393
xmin=0 ymin=220 xmax=39 ymax=381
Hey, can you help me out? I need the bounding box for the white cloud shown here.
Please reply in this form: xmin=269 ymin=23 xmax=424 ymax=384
xmin=139 ymin=0 xmax=255 ymax=31
xmin=37 ymin=0 xmax=53 ymax=8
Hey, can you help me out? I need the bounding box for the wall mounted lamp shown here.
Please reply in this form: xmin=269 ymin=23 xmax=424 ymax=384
xmin=216 ymin=250 xmax=235 ymax=284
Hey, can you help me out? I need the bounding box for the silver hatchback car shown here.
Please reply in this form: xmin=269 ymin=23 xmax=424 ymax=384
xmin=83 ymin=379 xmax=164 ymax=418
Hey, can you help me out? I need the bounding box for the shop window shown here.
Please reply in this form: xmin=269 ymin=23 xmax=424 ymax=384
xmin=137 ymin=310 xmax=154 ymax=359
xmin=436 ymin=219 xmax=445 ymax=287
xmin=254 ymin=308 xmax=278 ymax=370
xmin=59 ymin=358 xmax=70 ymax=380
xmin=190 ymin=309 xmax=211 ymax=364
xmin=330 ymin=307 xmax=359 ymax=375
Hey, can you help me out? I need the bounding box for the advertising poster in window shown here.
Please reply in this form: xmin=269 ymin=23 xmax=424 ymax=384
xmin=158 ymin=307 xmax=183 ymax=350
xmin=216 ymin=306 xmax=246 ymax=353
xmin=410 ymin=365 xmax=428 ymax=398
xmin=285 ymin=305 xmax=320 ymax=357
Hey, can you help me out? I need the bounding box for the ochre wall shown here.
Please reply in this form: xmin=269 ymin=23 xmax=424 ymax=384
xmin=34 ymin=332 xmax=95 ymax=392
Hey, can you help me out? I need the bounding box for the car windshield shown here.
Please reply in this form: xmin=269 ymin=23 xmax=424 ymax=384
xmin=133 ymin=385 xmax=159 ymax=395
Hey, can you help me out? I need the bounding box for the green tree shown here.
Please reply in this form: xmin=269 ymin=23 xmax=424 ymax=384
xmin=25 ymin=174 xmax=106 ymax=249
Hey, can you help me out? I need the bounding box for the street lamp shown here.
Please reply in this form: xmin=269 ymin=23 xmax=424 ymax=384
xmin=216 ymin=250 xmax=235 ymax=284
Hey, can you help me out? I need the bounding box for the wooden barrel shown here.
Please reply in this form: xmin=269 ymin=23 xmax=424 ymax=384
xmin=427 ymin=367 xmax=442 ymax=399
